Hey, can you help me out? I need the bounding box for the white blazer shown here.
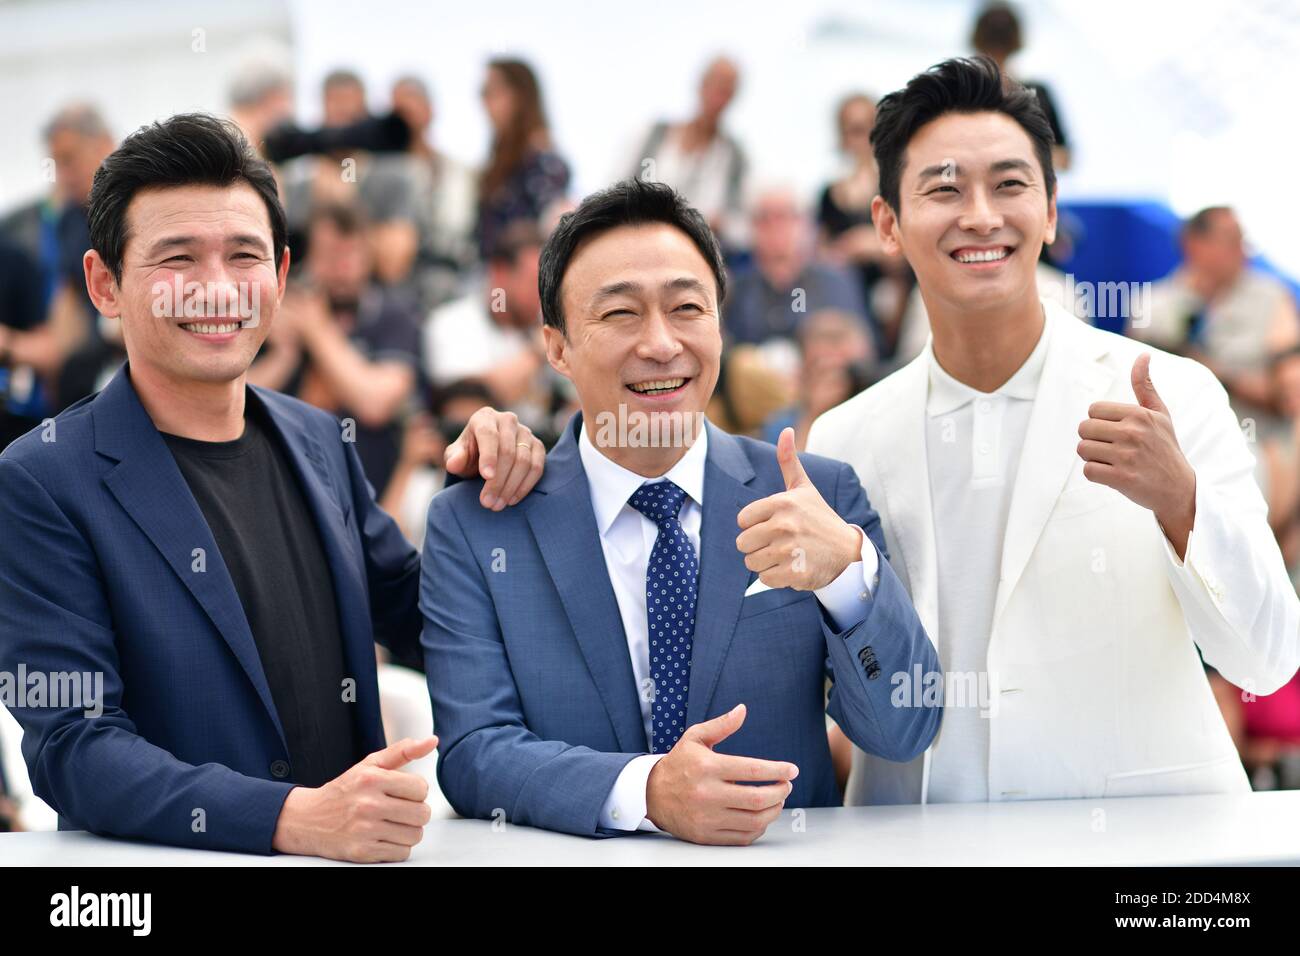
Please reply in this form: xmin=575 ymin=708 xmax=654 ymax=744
xmin=808 ymin=298 xmax=1300 ymax=805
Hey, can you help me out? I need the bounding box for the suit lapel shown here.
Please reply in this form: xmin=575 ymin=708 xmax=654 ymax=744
xmin=525 ymin=417 xmax=647 ymax=753
xmin=93 ymin=370 xmax=286 ymax=747
xmin=685 ymin=424 xmax=760 ymax=726
xmin=992 ymin=305 xmax=1116 ymax=627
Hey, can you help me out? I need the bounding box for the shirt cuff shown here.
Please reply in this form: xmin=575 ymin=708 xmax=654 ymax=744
xmin=813 ymin=525 xmax=879 ymax=632
xmin=1156 ymin=479 xmax=1226 ymax=607
xmin=598 ymin=754 xmax=666 ymax=832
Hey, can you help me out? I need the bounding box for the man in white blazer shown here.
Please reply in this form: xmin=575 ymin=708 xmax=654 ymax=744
xmin=808 ymin=56 xmax=1300 ymax=805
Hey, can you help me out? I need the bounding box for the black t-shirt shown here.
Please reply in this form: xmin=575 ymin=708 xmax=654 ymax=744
xmin=816 ymin=183 xmax=873 ymax=240
xmin=1025 ymin=80 xmax=1069 ymax=150
xmin=162 ymin=397 xmax=360 ymax=787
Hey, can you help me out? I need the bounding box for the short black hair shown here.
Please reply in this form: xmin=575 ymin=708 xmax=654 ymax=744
xmin=538 ymin=178 xmax=726 ymax=335
xmin=870 ymin=56 xmax=1056 ymax=219
xmin=87 ymin=112 xmax=287 ymax=283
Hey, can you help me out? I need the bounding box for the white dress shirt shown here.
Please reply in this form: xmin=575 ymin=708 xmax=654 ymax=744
xmin=576 ymin=421 xmax=879 ymax=830
xmin=923 ymin=320 xmax=1050 ymax=802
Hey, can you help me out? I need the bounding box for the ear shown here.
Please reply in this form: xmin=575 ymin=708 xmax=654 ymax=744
xmin=83 ymin=250 xmax=122 ymax=319
xmin=276 ymin=245 xmax=291 ymax=301
xmin=542 ymin=324 xmax=571 ymax=380
xmin=872 ymin=195 xmax=903 ymax=257
xmin=1044 ymin=185 xmax=1059 ymax=246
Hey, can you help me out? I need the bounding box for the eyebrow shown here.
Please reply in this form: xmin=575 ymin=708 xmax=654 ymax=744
xmin=143 ymin=233 xmax=270 ymax=259
xmin=590 ymin=276 xmax=711 ymax=304
xmin=915 ymin=158 xmax=1036 ymax=185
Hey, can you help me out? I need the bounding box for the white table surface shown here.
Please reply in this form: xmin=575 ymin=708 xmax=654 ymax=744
xmin=4 ymin=791 xmax=1300 ymax=866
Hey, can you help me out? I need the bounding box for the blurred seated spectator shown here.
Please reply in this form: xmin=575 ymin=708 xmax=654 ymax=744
xmin=422 ymin=221 xmax=550 ymax=428
xmin=1130 ymin=206 xmax=1300 ymax=417
xmin=0 ymin=237 xmax=52 ymax=448
xmin=379 ymin=378 xmax=497 ymax=549
xmin=724 ymin=184 xmax=869 ymax=347
xmin=476 ymin=58 xmax=571 ymax=260
xmin=623 ymin=55 xmax=748 ymax=252
xmin=760 ymin=309 xmax=878 ymax=449
xmin=1 ymin=103 xmax=116 ymax=411
xmin=249 ymin=202 xmax=420 ymax=494
xmin=279 ymin=69 xmax=424 ymax=294
xmin=972 ymin=2 xmax=1072 ymax=172
xmin=1240 ymin=673 xmax=1300 ymax=790
xmin=1 ymin=703 xmax=56 ymax=831
xmin=1 ymin=707 xmax=23 ymax=830
xmin=816 ymin=92 xmax=913 ymax=360
xmin=226 ymin=51 xmax=295 ymax=154
xmin=1246 ymin=347 xmax=1300 ymax=578
xmin=706 ymin=344 xmax=796 ymax=438
xmin=390 ymin=75 xmax=479 ymax=310
xmin=1207 ymin=665 xmax=1300 ymax=791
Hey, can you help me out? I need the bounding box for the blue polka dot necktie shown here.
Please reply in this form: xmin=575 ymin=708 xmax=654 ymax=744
xmin=628 ymin=480 xmax=698 ymax=754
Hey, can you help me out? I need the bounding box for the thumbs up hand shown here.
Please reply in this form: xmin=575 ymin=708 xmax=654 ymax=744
xmin=271 ymin=736 xmax=438 ymax=863
xmin=735 ymin=427 xmax=864 ymax=590
xmin=1076 ymin=353 xmax=1198 ymax=558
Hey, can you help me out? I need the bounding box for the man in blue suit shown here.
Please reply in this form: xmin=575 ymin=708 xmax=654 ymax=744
xmin=421 ymin=179 xmax=941 ymax=844
xmin=0 ymin=114 xmax=544 ymax=861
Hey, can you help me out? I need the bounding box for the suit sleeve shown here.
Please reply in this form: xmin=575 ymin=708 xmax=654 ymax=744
xmin=0 ymin=458 xmax=294 ymax=853
xmin=340 ymin=435 xmax=423 ymax=671
xmin=1160 ymin=364 xmax=1300 ymax=694
xmin=820 ymin=459 xmax=943 ymax=762
xmin=419 ymin=490 xmax=642 ymax=837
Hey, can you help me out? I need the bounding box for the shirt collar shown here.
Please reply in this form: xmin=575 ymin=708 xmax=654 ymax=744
xmin=925 ymin=313 xmax=1052 ymax=417
xmin=578 ymin=418 xmax=709 ymax=537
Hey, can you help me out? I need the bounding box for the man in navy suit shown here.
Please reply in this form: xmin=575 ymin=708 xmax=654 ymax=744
xmin=421 ymin=179 xmax=941 ymax=844
xmin=0 ymin=114 xmax=545 ymax=861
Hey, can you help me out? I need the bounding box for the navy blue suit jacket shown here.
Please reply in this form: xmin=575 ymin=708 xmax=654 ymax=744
xmin=0 ymin=367 xmax=421 ymax=853
xmin=420 ymin=414 xmax=941 ymax=836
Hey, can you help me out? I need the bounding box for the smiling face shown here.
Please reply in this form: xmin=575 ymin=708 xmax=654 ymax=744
xmin=85 ymin=181 xmax=287 ymax=389
xmin=872 ymin=111 xmax=1056 ymax=320
xmin=543 ymin=222 xmax=722 ymax=472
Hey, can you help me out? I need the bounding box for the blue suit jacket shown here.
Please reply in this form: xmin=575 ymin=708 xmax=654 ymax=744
xmin=0 ymin=367 xmax=421 ymax=853
xmin=420 ymin=414 xmax=941 ymax=836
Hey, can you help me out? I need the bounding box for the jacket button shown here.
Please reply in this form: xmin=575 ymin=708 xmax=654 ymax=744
xmin=867 ymin=665 xmax=882 ymax=680
xmin=270 ymin=760 xmax=290 ymax=779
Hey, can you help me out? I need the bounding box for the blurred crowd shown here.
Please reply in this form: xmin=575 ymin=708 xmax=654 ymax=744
xmin=1 ymin=2 xmax=1298 ymax=824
